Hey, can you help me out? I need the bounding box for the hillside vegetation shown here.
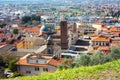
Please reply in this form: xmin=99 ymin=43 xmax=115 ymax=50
xmin=8 ymin=59 xmax=120 ymax=80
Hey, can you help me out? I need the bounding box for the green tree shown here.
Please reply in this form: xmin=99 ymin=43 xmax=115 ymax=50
xmin=58 ymin=59 xmax=69 ymax=70
xmin=79 ymin=54 xmax=90 ymax=66
xmin=0 ymin=22 xmax=6 ymax=28
xmin=0 ymin=52 xmax=16 ymax=68
xmin=89 ymin=51 xmax=105 ymax=65
xmin=0 ymin=67 xmax=4 ymax=78
xmin=22 ymin=16 xmax=31 ymax=24
xmin=8 ymin=59 xmax=18 ymax=72
xmin=110 ymin=48 xmax=120 ymax=60
xmin=0 ymin=55 xmax=5 ymax=67
xmin=22 ymin=15 xmax=41 ymax=24
xmin=13 ymin=28 xmax=19 ymax=34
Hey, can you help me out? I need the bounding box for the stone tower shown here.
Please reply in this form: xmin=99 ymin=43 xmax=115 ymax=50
xmin=60 ymin=20 xmax=68 ymax=50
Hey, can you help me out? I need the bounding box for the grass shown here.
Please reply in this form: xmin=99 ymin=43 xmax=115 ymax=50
xmin=5 ymin=60 xmax=120 ymax=80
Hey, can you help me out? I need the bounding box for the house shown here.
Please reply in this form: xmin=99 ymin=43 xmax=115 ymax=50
xmin=16 ymin=54 xmax=49 ymax=75
xmin=48 ymin=57 xmax=64 ymax=72
xmin=109 ymin=27 xmax=120 ymax=37
xmin=76 ymin=22 xmax=96 ymax=39
xmin=92 ymin=21 xmax=103 ymax=32
xmin=16 ymin=37 xmax=45 ymax=49
xmin=111 ymin=37 xmax=120 ymax=48
xmin=25 ymin=27 xmax=40 ymax=36
xmin=91 ymin=35 xmax=110 ymax=54
xmin=16 ymin=53 xmax=64 ymax=75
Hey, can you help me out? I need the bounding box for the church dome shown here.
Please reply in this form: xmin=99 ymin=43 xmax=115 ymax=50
xmin=40 ymin=25 xmax=48 ymax=32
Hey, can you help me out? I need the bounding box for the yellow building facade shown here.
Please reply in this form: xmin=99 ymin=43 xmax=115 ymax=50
xmin=16 ymin=40 xmax=34 ymax=49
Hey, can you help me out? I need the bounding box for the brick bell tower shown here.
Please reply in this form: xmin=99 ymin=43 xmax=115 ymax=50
xmin=60 ymin=20 xmax=68 ymax=50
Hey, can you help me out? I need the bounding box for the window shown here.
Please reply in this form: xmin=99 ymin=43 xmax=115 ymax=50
xmin=36 ymin=60 xmax=38 ymax=63
xmin=26 ymin=71 xmax=31 ymax=74
xmin=71 ymin=38 xmax=74 ymax=40
xmin=43 ymin=68 xmax=48 ymax=72
xmin=35 ymin=67 xmax=39 ymax=71
xmin=48 ymin=48 xmax=53 ymax=54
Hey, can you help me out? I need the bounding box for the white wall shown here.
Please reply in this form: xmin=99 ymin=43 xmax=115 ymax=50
xmin=48 ymin=65 xmax=56 ymax=72
xmin=18 ymin=65 xmax=56 ymax=75
xmin=92 ymin=24 xmax=102 ymax=31
xmin=18 ymin=65 xmax=44 ymax=76
xmin=28 ymin=58 xmax=48 ymax=64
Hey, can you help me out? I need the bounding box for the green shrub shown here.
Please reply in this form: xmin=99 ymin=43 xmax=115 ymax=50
xmin=8 ymin=59 xmax=18 ymax=72
xmin=13 ymin=28 xmax=19 ymax=34
xmin=69 ymin=62 xmax=77 ymax=68
xmin=0 ymin=52 xmax=16 ymax=68
xmin=103 ymin=54 xmax=112 ymax=63
xmin=110 ymin=48 xmax=120 ymax=60
xmin=58 ymin=59 xmax=69 ymax=70
xmin=69 ymin=59 xmax=79 ymax=68
xmin=58 ymin=48 xmax=120 ymax=70
xmin=89 ymin=51 xmax=105 ymax=65
xmin=79 ymin=54 xmax=90 ymax=66
xmin=12 ymin=72 xmax=23 ymax=78
xmin=69 ymin=54 xmax=90 ymax=68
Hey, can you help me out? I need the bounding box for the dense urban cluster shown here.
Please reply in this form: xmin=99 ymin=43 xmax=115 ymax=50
xmin=0 ymin=0 xmax=120 ymax=78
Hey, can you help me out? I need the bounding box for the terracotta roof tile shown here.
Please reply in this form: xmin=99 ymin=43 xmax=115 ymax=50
xmin=25 ymin=28 xmax=40 ymax=34
xmin=111 ymin=38 xmax=120 ymax=42
xmin=109 ymin=27 xmax=120 ymax=32
xmin=98 ymin=46 xmax=110 ymax=51
xmin=92 ymin=37 xmax=110 ymax=42
xmin=14 ymin=19 xmax=21 ymax=23
xmin=16 ymin=58 xmax=48 ymax=67
xmin=48 ymin=58 xmax=64 ymax=67
xmin=0 ymin=28 xmax=6 ymax=31
xmin=0 ymin=33 xmax=5 ymax=38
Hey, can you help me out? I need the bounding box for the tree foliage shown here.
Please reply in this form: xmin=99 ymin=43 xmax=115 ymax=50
xmin=58 ymin=48 xmax=120 ymax=70
xmin=13 ymin=28 xmax=19 ymax=34
xmin=0 ymin=52 xmax=16 ymax=68
xmin=110 ymin=48 xmax=120 ymax=60
xmin=58 ymin=58 xmax=69 ymax=70
xmin=0 ymin=22 xmax=6 ymax=28
xmin=22 ymin=16 xmax=31 ymax=24
xmin=79 ymin=54 xmax=90 ymax=66
xmin=8 ymin=59 xmax=18 ymax=72
xmin=22 ymin=15 xmax=41 ymax=24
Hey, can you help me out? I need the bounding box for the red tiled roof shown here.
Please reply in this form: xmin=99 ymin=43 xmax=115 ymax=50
xmin=0 ymin=28 xmax=6 ymax=31
xmin=14 ymin=19 xmax=21 ymax=23
xmin=48 ymin=58 xmax=64 ymax=67
xmin=102 ymin=25 xmax=108 ymax=29
xmin=16 ymin=58 xmax=48 ymax=67
xmin=25 ymin=28 xmax=40 ymax=34
xmin=109 ymin=27 xmax=120 ymax=32
xmin=93 ymin=45 xmax=99 ymax=48
xmin=91 ymin=34 xmax=98 ymax=37
xmin=92 ymin=37 xmax=110 ymax=42
xmin=111 ymin=38 xmax=120 ymax=42
xmin=98 ymin=46 xmax=110 ymax=51
xmin=111 ymin=18 xmax=118 ymax=21
xmin=0 ymin=33 xmax=5 ymax=38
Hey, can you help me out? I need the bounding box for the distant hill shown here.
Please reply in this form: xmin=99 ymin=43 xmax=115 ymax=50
xmin=9 ymin=59 xmax=120 ymax=80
